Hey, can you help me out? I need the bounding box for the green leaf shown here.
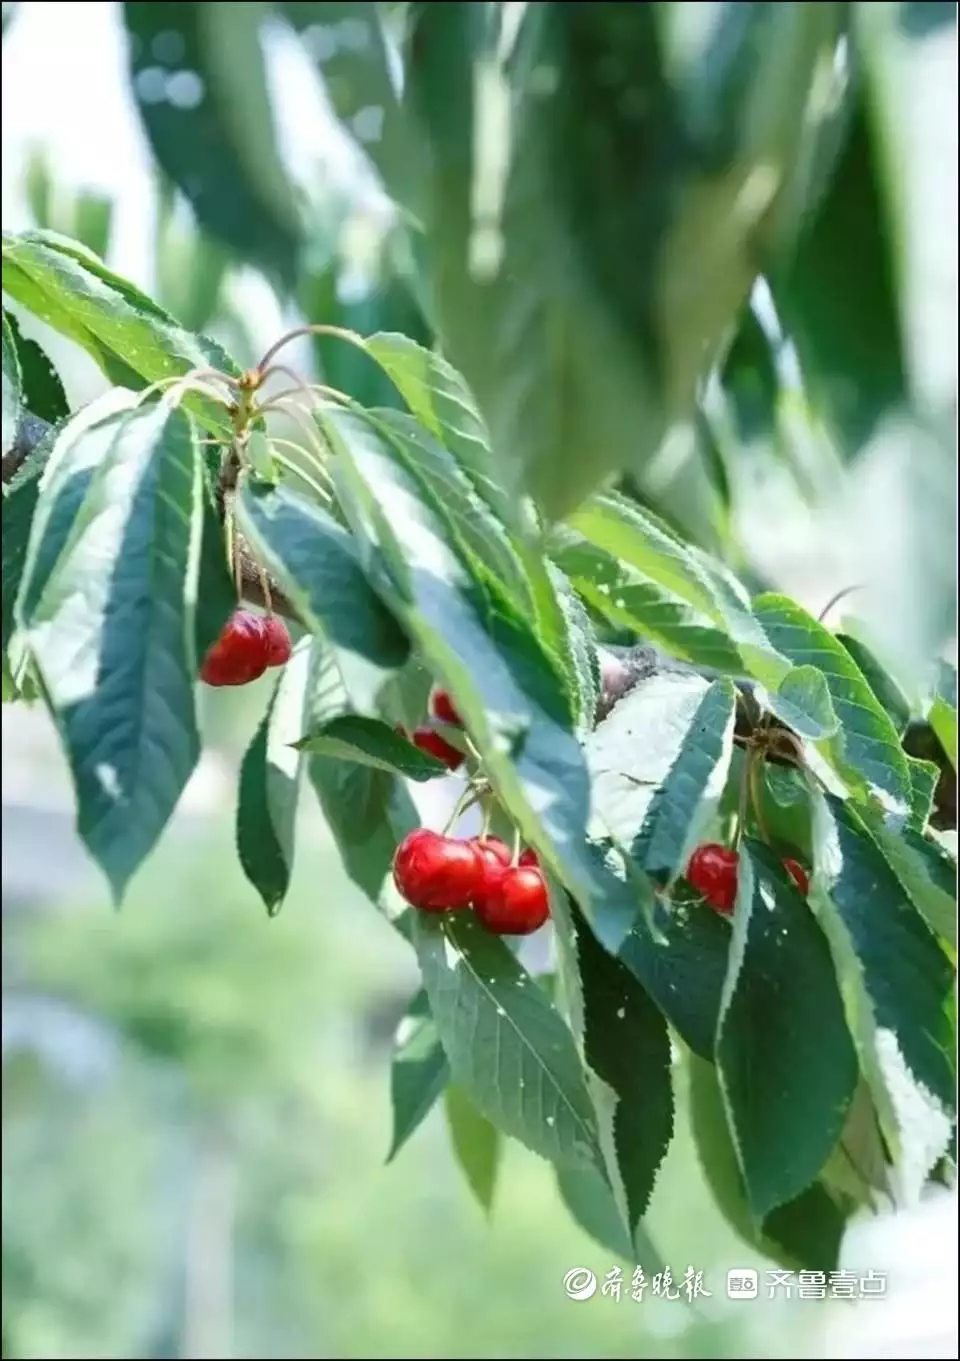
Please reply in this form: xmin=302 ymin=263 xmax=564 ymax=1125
xmin=569 ymin=494 xmax=789 ymax=684
xmin=836 ymin=632 xmax=913 ymax=736
xmin=16 ymin=394 xmax=203 ymax=901
xmin=443 ymin=1084 xmax=501 ymax=1214
xmin=854 ymin=802 xmax=957 ymax=951
xmin=305 ymin=636 xmax=419 ymax=913
xmin=362 ymin=332 xmax=505 ymax=523
xmin=716 ymin=845 xmax=858 ymax=1220
xmin=587 ymin=670 xmax=736 ymax=886
xmin=404 ymin=3 xmax=848 ymax=522
xmin=547 ymin=562 xmax=599 ymax=737
xmin=2 ymin=310 xmax=69 ymax=427
xmin=359 ymin=406 xmax=582 ymax=721
xmin=321 ymin=403 xmax=637 ymax=953
xmin=771 ymin=97 xmax=904 ymax=456
xmin=810 ymin=792 xmax=955 ymax=1201
xmin=687 ymin=1051 xmax=849 ymax=1273
xmin=1 ymin=230 xmax=236 ymax=432
xmin=236 ymin=640 xmax=312 ymax=915
xmin=193 ymin=447 xmax=236 ymax=663
xmin=635 ymin=679 xmax=737 ymax=881
xmin=767 ymin=665 xmax=839 ymax=740
xmin=929 ymin=695 xmax=958 ymax=773
xmin=122 ymin=2 xmax=300 ymax=285
xmin=1 ymin=416 xmax=62 ymax=653
xmin=363 ymin=407 xmax=539 ymax=623
xmin=2 ymin=309 xmax=22 ymax=454
xmin=234 ymin=478 xmax=410 ymax=674
xmin=753 ymin=594 xmax=912 ymax=815
xmin=293 ymin=712 xmax=447 ymax=780
xmin=281 ymin=2 xmax=424 ymax=212
xmin=387 ymin=989 xmax=450 ymax=1163
xmin=906 ymin=755 xmax=940 ymax=831
xmin=555 ymin=1164 xmax=634 ymax=1261
xmin=575 ymin=901 xmax=674 ymax=1233
xmin=550 ymin=527 xmax=746 ymax=675
xmin=413 ymin=911 xmax=600 ymax=1170
xmin=619 ymin=900 xmax=730 ymax=1063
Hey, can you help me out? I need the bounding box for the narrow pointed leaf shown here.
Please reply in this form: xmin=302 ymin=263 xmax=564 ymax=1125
xmin=3 ymin=310 xmax=69 ymax=427
xmin=123 ymin=2 xmax=300 ymax=284
xmin=687 ymin=1051 xmax=850 ymax=1273
xmin=810 ymin=792 xmax=955 ymax=1202
xmin=716 ymin=845 xmax=858 ymax=1220
xmin=550 ymin=527 xmax=746 ymax=675
xmin=234 ymin=478 xmax=409 ymax=673
xmin=294 ymin=713 xmax=447 ymax=780
xmin=1 ymin=230 xmax=236 ymax=432
xmin=443 ymin=1084 xmax=501 ymax=1214
xmin=387 ymin=989 xmax=450 ymax=1163
xmin=16 ymin=394 xmax=203 ymax=900
xmin=236 ymin=640 xmax=313 ymax=915
xmin=754 ymin=594 xmax=912 ymax=815
xmin=575 ymin=901 xmax=673 ymax=1232
xmin=2 ymin=309 xmax=22 ymax=454
xmin=413 ymin=911 xmax=600 ymax=1170
xmin=305 ymin=636 xmax=419 ymax=914
xmin=587 ymin=670 xmax=736 ymax=890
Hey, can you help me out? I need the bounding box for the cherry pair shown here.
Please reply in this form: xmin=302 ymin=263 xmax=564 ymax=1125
xmin=686 ymin=844 xmax=810 ymax=916
xmin=200 ymin=608 xmax=292 ymax=687
xmin=393 ymin=830 xmax=548 ymax=935
xmin=400 ymin=688 xmax=466 ymax=771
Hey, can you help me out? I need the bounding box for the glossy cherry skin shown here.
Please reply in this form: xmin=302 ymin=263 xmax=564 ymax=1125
xmin=200 ymin=610 xmax=270 ymax=687
xmin=263 ymin=614 xmax=292 ymax=667
xmin=686 ymin=843 xmax=740 ymax=916
xmin=411 ymin=725 xmax=465 ymax=771
xmin=783 ymin=857 xmax=810 ymax=895
xmin=392 ymin=829 xmax=483 ymax=911
xmin=474 ymin=865 xmax=550 ymax=936
xmin=429 ymin=688 xmax=462 ymax=726
xmin=518 ymin=848 xmax=540 ymax=869
xmin=473 ymin=837 xmax=512 ymax=876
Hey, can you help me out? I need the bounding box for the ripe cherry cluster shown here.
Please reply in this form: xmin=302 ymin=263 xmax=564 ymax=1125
xmin=200 ymin=609 xmax=292 ymax=687
xmin=685 ymin=843 xmax=810 ymax=915
xmin=392 ymin=688 xmax=549 ymax=935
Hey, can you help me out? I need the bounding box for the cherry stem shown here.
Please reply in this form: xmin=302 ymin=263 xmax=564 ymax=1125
xmin=511 ymin=826 xmax=521 ymax=867
xmin=480 ymin=799 xmax=493 ymax=840
xmin=442 ymin=783 xmax=480 ymax=837
xmin=140 ymin=367 xmax=238 ymax=404
xmin=268 ymin=443 xmax=334 ymax=504
xmin=226 ymin=503 xmax=242 ymax=603
xmin=255 ymin=323 xmax=365 ymax=376
xmin=817 ymin=583 xmax=866 ymax=625
xmin=748 ymin=753 xmax=772 ymax=845
xmin=735 ymin=747 xmax=754 ymax=849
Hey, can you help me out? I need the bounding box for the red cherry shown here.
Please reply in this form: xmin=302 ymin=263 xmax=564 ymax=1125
xmin=200 ymin=610 xmax=270 ymax=687
xmin=783 ymin=857 xmax=810 ymax=895
xmin=411 ymin=725 xmax=465 ymax=771
xmin=263 ymin=614 xmax=292 ymax=667
xmin=392 ymin=829 xmax=483 ymax=911
xmin=518 ymin=848 xmax=540 ymax=869
xmin=430 ymin=687 xmax=462 ymax=726
xmin=473 ymin=837 xmax=512 ymax=874
xmin=687 ymin=843 xmax=740 ymax=916
xmin=474 ymin=865 xmax=550 ymax=936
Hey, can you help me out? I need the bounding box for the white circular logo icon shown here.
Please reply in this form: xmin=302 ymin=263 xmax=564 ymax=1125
xmin=563 ymin=1267 xmax=598 ymax=1301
